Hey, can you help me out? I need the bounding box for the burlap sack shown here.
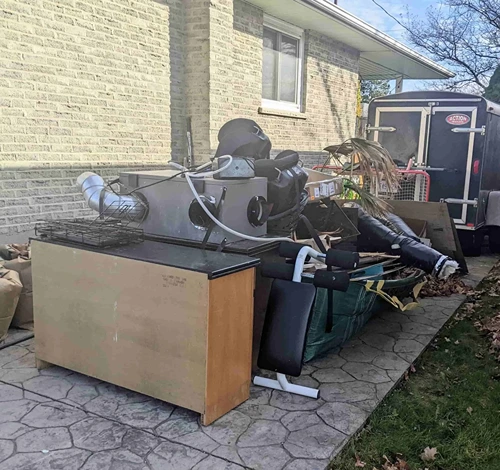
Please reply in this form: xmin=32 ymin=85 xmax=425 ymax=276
xmin=1 ymin=258 xmax=32 ymax=329
xmin=0 ymin=268 xmax=22 ymax=341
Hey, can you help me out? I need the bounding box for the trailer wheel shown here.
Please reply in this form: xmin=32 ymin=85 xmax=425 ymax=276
xmin=459 ymin=230 xmax=484 ymax=257
xmin=489 ymin=227 xmax=500 ymax=253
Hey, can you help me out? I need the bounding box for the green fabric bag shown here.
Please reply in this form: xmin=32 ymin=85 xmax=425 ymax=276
xmin=303 ymin=278 xmax=384 ymax=362
xmin=303 ymin=268 xmax=426 ymax=362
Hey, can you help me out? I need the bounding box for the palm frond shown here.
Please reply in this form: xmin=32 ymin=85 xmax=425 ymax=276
xmin=343 ymin=178 xmax=391 ymax=218
xmin=323 ymin=138 xmax=400 ymax=191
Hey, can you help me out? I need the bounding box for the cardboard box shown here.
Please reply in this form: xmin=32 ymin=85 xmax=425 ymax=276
xmin=388 ymin=200 xmax=466 ymax=270
xmin=304 ymin=168 xmax=343 ymax=201
xmin=402 ymin=218 xmax=427 ymax=238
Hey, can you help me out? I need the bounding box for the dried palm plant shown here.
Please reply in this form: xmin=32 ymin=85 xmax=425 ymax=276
xmin=321 ymin=138 xmax=399 ymax=217
xmin=342 ymin=178 xmax=391 ymax=219
xmin=324 ymin=138 xmax=399 ymax=191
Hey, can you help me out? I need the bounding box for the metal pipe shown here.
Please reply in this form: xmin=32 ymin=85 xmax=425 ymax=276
xmin=451 ymin=126 xmax=486 ymax=135
xmin=253 ymin=374 xmax=320 ymax=399
xmin=77 ymin=172 xmax=148 ymax=220
xmin=441 ymin=198 xmax=478 ymax=206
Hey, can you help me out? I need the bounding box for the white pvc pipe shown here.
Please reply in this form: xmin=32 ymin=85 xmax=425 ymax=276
xmin=167 ymin=161 xmax=188 ymax=171
xmin=184 ymin=155 xmax=293 ymax=243
xmin=293 ymin=246 xmax=326 ymax=281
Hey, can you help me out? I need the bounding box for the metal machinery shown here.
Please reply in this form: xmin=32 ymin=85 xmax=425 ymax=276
xmin=119 ymin=169 xmax=268 ymax=244
xmin=73 ymin=119 xmax=312 ymax=247
xmin=367 ymin=91 xmax=500 ymax=255
xmin=76 ymin=166 xmax=269 ymax=246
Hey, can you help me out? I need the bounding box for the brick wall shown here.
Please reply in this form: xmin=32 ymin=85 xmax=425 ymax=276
xmin=0 ymin=0 xmax=185 ymax=236
xmin=184 ymin=0 xmax=210 ymax=159
xmin=225 ymin=0 xmax=360 ymax=165
xmin=184 ymin=0 xmax=235 ymax=160
xmin=0 ymin=0 xmax=360 ymax=235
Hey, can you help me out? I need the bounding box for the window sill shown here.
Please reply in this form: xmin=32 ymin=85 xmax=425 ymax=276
xmin=258 ymin=107 xmax=307 ymax=120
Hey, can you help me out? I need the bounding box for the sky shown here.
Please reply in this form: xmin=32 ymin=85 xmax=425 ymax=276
xmin=338 ymin=0 xmax=441 ymax=92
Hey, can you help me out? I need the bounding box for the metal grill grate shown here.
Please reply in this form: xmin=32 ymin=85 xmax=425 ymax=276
xmin=35 ymin=219 xmax=144 ymax=248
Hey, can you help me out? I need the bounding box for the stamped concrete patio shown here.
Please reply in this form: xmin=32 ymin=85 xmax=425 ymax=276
xmin=0 ymin=256 xmax=495 ymax=470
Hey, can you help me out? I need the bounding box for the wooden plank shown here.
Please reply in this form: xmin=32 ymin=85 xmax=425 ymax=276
xmin=450 ymin=217 xmax=468 ymax=272
xmin=32 ymin=241 xmax=209 ymax=413
xmin=203 ymin=268 xmax=255 ymax=425
xmin=387 ymin=201 xmax=457 ymax=258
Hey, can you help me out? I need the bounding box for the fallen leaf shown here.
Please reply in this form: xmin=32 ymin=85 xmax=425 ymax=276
xmin=444 ymin=337 xmax=451 ymax=343
xmin=475 ymin=313 xmax=500 ymax=362
xmin=395 ymin=457 xmax=410 ymax=470
xmin=463 ymin=303 xmax=476 ymax=314
xmin=420 ymin=274 xmax=473 ymax=298
xmin=355 ymin=455 xmax=366 ymax=467
xmin=382 ymin=455 xmax=397 ymax=470
xmin=454 ymin=340 xmax=460 ymax=344
xmin=420 ymin=447 xmax=438 ymax=462
xmin=410 ymin=364 xmax=417 ymax=373
xmin=467 ymin=406 xmax=473 ymax=414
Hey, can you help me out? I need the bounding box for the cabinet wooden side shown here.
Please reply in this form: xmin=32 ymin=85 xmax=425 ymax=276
xmin=32 ymin=241 xmax=208 ymax=413
xmin=203 ymin=268 xmax=255 ymax=425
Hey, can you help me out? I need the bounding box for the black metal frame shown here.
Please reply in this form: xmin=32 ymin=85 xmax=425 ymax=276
xmin=35 ymin=219 xmax=144 ymax=248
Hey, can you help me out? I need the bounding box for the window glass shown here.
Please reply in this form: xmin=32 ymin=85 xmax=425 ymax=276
xmin=279 ymin=34 xmax=298 ymax=103
xmin=262 ymin=24 xmax=302 ymax=110
xmin=263 ymin=28 xmax=278 ymax=101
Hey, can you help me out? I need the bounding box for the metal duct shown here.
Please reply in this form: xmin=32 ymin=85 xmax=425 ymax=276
xmin=77 ymin=172 xmax=147 ymax=220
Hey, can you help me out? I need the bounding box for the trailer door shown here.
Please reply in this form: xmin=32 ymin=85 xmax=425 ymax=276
xmin=427 ymin=107 xmax=478 ymax=224
xmin=371 ymin=107 xmax=430 ymax=166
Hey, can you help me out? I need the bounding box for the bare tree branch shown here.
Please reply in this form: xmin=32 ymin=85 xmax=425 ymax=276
xmin=401 ymin=0 xmax=500 ymax=91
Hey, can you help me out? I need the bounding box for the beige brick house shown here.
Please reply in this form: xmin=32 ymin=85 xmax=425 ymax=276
xmin=0 ymin=0 xmax=452 ymax=236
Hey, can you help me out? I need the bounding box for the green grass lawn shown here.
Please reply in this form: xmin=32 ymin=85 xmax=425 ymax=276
xmin=330 ymin=264 xmax=500 ymax=470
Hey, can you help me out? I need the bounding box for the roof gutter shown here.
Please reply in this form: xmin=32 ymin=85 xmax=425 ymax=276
xmin=299 ymin=0 xmax=455 ymax=79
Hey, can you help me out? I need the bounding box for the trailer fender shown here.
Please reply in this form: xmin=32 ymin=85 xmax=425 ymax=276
xmin=485 ymin=191 xmax=500 ymax=227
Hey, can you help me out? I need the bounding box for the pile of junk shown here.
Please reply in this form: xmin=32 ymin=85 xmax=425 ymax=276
xmin=0 ymin=243 xmax=33 ymax=345
xmin=23 ymin=118 xmax=465 ymax=399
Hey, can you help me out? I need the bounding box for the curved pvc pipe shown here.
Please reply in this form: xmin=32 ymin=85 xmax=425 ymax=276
xmin=184 ymin=156 xmax=293 ymax=243
xmin=293 ymin=246 xmax=326 ymax=282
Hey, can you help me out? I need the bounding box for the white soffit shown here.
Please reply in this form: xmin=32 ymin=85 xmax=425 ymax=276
xmin=244 ymin=0 xmax=454 ymax=80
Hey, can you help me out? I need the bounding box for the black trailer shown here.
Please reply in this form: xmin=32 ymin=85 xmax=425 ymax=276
xmin=367 ymin=90 xmax=500 ymax=255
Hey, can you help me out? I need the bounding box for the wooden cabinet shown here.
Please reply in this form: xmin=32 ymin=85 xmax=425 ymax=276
xmin=32 ymin=240 xmax=257 ymax=425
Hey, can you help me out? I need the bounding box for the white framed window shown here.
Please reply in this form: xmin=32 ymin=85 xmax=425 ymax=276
xmin=262 ymin=16 xmax=304 ymax=113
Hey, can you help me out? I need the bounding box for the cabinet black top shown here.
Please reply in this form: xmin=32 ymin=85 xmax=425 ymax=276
xmin=33 ymin=238 xmax=259 ymax=279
